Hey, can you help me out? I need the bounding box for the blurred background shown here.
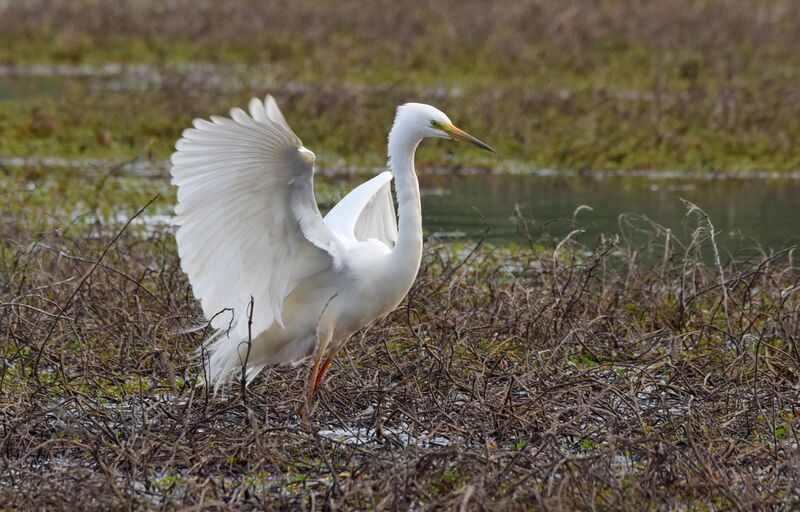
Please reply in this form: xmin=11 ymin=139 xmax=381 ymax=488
xmin=1 ymin=0 xmax=799 ymax=250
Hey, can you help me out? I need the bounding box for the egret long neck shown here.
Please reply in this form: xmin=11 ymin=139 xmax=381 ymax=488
xmin=388 ymin=127 xmax=423 ymax=269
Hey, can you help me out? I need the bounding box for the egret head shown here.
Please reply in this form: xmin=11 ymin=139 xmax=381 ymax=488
xmin=394 ymin=103 xmax=495 ymax=152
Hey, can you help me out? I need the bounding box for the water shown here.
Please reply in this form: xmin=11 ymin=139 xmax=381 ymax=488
xmin=2 ymin=67 xmax=798 ymax=253
xmin=3 ymin=153 xmax=798 ymax=252
xmin=412 ymin=174 xmax=800 ymax=252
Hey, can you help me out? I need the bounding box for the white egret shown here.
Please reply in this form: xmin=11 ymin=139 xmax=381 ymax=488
xmin=170 ymin=96 xmax=493 ymax=416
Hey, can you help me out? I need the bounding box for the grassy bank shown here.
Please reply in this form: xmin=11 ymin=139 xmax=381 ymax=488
xmin=1 ymin=0 xmax=800 ymax=172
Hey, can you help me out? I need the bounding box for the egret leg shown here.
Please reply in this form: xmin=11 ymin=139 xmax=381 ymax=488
xmin=311 ymin=355 xmax=335 ymax=394
xmin=298 ymin=357 xmax=322 ymax=425
xmin=298 ymin=354 xmax=335 ymax=424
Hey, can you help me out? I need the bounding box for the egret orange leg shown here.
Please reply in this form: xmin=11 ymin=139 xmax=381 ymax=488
xmin=298 ymin=357 xmax=323 ymax=425
xmin=312 ymin=355 xmax=335 ymax=394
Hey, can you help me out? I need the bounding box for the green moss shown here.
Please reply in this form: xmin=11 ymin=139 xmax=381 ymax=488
xmin=426 ymin=468 xmax=471 ymax=495
xmin=569 ymin=353 xmax=597 ymax=369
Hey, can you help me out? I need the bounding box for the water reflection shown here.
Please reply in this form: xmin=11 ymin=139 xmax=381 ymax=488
xmin=412 ymin=175 xmax=800 ymax=251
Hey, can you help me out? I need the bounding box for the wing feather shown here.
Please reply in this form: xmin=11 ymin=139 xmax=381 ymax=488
xmin=324 ymin=171 xmax=398 ymax=249
xmin=171 ymin=95 xmax=343 ymax=339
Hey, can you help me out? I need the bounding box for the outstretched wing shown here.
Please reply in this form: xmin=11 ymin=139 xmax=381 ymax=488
xmin=171 ymin=95 xmax=344 ymax=339
xmin=324 ymin=171 xmax=398 ymax=249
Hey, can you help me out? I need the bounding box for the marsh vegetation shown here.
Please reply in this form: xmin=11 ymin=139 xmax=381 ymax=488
xmin=3 ymin=203 xmax=799 ymax=509
xmin=2 ymin=0 xmax=800 ymax=510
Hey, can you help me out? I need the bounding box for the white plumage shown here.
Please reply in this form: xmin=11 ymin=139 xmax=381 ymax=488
xmin=170 ymin=96 xmax=493 ymax=398
xmin=324 ymin=170 xmax=397 ymax=248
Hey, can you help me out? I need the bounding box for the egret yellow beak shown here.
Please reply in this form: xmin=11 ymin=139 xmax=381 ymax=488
xmin=439 ymin=122 xmax=495 ymax=153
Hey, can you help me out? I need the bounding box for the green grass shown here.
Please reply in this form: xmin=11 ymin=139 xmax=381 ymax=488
xmin=1 ymin=0 xmax=800 ymax=173
xmin=2 ymin=77 xmax=799 ymax=172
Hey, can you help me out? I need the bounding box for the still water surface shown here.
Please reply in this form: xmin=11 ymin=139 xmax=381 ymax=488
xmin=403 ymin=175 xmax=799 ymax=252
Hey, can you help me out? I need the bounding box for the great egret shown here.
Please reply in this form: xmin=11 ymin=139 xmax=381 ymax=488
xmin=170 ymin=96 xmax=493 ymax=416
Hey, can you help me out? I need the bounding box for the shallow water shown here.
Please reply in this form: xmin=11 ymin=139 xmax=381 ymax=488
xmin=4 ymin=153 xmax=798 ymax=252
xmin=412 ymin=174 xmax=800 ymax=252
